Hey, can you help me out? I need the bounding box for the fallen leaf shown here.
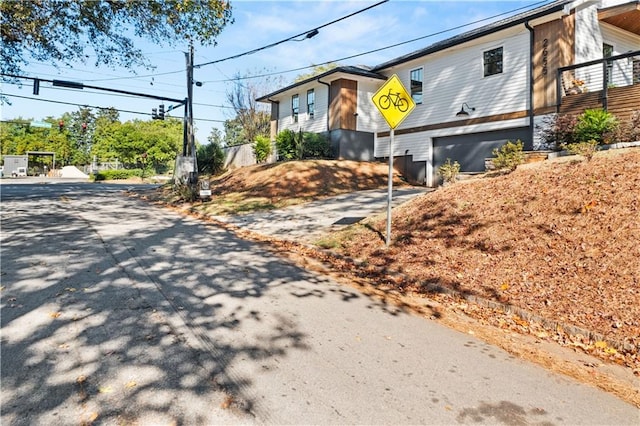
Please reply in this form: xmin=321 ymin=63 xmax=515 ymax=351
xmin=98 ymin=386 xmax=112 ymax=394
xmin=594 ymin=341 xmax=608 ymax=349
xmin=65 ymin=287 xmax=77 ymax=292
xmin=500 ymin=283 xmax=509 ymax=291
xmin=89 ymin=412 xmax=99 ymax=422
xmin=125 ymin=381 xmax=137 ymax=388
xmin=49 ymin=312 xmax=61 ymax=319
xmin=76 ymin=375 xmax=87 ymax=384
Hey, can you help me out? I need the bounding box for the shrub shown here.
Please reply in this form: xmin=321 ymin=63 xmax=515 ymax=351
xmin=197 ymin=140 xmax=225 ymax=175
xmin=276 ymin=130 xmax=330 ymax=160
xmin=174 ymin=182 xmax=199 ymax=202
xmin=438 ymin=158 xmax=460 ymax=184
xmin=564 ymin=139 xmax=599 ymax=161
xmin=614 ymin=110 xmax=640 ymax=143
xmin=491 ymin=140 xmax=525 ymax=172
xmin=275 ymin=129 xmax=298 ymax=160
xmin=575 ymin=109 xmax=618 ymax=144
xmin=302 ymin=132 xmax=331 ymax=158
xmin=537 ymin=113 xmax=579 ymax=149
xmin=94 ymin=169 xmax=142 ymax=181
xmin=253 ymin=135 xmax=272 ymax=163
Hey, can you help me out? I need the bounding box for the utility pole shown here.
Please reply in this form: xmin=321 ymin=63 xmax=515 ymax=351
xmin=178 ymin=41 xmax=198 ymax=185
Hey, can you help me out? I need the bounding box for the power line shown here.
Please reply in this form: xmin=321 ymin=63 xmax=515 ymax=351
xmin=3 ymin=93 xmax=225 ymax=123
xmin=194 ymin=0 xmax=389 ymax=68
xmin=201 ymin=0 xmax=552 ymax=84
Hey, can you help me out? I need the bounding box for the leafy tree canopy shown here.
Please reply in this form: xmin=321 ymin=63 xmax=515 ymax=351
xmin=1 ymin=0 xmax=233 ymax=76
xmin=294 ymin=63 xmax=340 ymax=82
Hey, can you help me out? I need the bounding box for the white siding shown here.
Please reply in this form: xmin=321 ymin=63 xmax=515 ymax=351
xmin=574 ymin=4 xmax=640 ymax=91
xmin=601 ymin=23 xmax=640 ymax=87
xmin=357 ymin=80 xmax=384 ymax=133
xmin=374 ymin=27 xmax=530 ymax=160
xmin=575 ymin=3 xmax=603 ymax=63
xmin=276 ymin=84 xmax=329 ymax=134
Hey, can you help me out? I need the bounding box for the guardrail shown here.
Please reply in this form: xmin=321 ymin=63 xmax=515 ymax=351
xmin=556 ymin=50 xmax=640 ymax=112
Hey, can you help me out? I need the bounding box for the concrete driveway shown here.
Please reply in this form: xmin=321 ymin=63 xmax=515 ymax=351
xmin=212 ymin=187 xmax=430 ymax=242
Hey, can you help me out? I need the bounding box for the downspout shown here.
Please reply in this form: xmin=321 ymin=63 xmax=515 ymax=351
xmin=317 ymin=77 xmax=333 ymax=154
xmin=267 ymin=98 xmax=279 ymax=161
xmin=525 ymin=21 xmax=535 ymax=150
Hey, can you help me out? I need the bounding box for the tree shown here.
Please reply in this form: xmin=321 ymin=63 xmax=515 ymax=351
xmin=1 ymin=0 xmax=233 ymax=76
xmin=225 ymin=71 xmax=282 ymax=145
xmin=222 ymin=117 xmax=246 ymax=147
xmin=294 ymin=63 xmax=340 ymax=82
xmin=197 ymin=140 xmax=225 ymax=175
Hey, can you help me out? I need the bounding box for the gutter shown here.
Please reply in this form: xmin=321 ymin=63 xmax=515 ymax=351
xmin=317 ymin=77 xmax=332 ymax=132
xmin=525 ymin=20 xmax=535 ymax=148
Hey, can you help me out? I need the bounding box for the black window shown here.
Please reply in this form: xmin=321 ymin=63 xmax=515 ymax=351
xmin=292 ymin=94 xmax=299 ymax=122
xmin=483 ymin=47 xmax=503 ymax=77
xmin=307 ymin=89 xmax=315 ymax=118
xmin=410 ymin=68 xmax=423 ymax=104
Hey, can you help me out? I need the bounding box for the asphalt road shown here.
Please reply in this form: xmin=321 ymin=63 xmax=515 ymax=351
xmin=1 ymin=182 xmax=639 ymax=425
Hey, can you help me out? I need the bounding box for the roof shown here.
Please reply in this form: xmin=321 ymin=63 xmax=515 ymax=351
xmin=371 ymin=0 xmax=574 ymax=71
xmin=256 ymin=65 xmax=386 ymax=102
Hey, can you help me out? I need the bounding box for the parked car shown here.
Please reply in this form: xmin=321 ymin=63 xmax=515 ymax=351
xmin=11 ymin=167 xmax=27 ymax=177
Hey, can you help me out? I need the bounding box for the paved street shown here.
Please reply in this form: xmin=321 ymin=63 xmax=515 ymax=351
xmin=1 ymin=182 xmax=639 ymax=425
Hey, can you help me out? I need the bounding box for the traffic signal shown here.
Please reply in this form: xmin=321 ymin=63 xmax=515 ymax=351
xmin=152 ymin=108 xmax=158 ymax=119
xmin=158 ymin=104 xmax=165 ymax=120
xmin=33 ymin=79 xmax=40 ymax=95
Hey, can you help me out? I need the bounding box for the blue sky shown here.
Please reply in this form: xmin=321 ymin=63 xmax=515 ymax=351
xmin=1 ymin=0 xmax=552 ymax=143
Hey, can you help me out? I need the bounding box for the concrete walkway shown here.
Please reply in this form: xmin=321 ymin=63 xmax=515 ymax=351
xmin=213 ymin=187 xmax=430 ymax=242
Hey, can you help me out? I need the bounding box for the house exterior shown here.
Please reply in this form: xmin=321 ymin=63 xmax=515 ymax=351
xmin=257 ymin=0 xmax=640 ymax=186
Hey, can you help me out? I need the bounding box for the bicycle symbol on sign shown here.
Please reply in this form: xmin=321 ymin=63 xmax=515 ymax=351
xmin=378 ymin=88 xmax=409 ymax=112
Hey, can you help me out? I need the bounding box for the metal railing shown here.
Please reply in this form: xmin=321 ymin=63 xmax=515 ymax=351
xmin=556 ymin=50 xmax=640 ymax=111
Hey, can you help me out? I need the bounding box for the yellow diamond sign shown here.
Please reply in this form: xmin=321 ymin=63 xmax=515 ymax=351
xmin=372 ymin=74 xmax=416 ymax=129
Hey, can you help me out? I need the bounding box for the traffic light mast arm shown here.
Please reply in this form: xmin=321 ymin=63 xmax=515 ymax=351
xmin=2 ymin=73 xmax=186 ymax=105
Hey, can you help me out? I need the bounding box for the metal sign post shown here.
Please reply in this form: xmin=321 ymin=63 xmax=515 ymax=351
xmin=371 ymin=74 xmax=416 ymax=246
xmin=386 ymin=128 xmax=394 ymax=246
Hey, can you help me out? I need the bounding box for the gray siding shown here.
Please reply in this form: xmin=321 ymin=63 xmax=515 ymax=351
xmin=432 ymin=127 xmax=531 ymax=183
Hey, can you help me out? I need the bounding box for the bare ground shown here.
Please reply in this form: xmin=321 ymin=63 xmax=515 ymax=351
xmin=137 ymin=152 xmax=640 ymax=407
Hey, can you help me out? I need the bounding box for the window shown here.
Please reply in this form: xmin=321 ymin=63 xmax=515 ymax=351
xmin=307 ymin=89 xmax=315 ymax=118
xmin=483 ymin=47 xmax=503 ymax=77
xmin=410 ymin=68 xmax=423 ymax=104
xmin=291 ymin=94 xmax=299 ymax=122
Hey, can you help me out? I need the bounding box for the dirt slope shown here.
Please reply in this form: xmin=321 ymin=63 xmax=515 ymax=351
xmin=211 ymin=159 xmax=408 ymax=199
xmin=326 ymin=149 xmax=640 ymax=366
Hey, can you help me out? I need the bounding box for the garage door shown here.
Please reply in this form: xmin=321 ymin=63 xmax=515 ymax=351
xmin=433 ymin=128 xmax=531 ymax=182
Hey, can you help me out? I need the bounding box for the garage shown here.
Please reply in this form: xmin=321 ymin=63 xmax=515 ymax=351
xmin=432 ymin=127 xmax=531 ymax=183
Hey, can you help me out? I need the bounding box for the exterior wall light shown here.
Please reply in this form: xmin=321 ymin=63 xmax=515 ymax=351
xmin=456 ymin=103 xmax=475 ymax=117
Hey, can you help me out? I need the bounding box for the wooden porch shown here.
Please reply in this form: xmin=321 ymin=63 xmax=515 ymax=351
xmin=559 ymin=84 xmax=640 ymax=119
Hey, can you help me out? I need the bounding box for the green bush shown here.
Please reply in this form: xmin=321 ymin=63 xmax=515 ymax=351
xmin=302 ymin=132 xmax=331 ymax=158
xmin=253 ymin=135 xmax=272 ymax=163
xmin=438 ymin=158 xmax=460 ymax=184
xmin=492 ymin=140 xmax=525 ymax=172
xmin=197 ymin=140 xmax=226 ymax=175
xmin=564 ymin=139 xmax=599 ymax=161
xmin=575 ymin=109 xmax=618 ymax=144
xmin=94 ymin=169 xmax=142 ymax=181
xmin=275 ymin=129 xmax=298 ymax=160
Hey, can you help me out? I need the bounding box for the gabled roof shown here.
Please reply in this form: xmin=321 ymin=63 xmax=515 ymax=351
xmin=371 ymin=0 xmax=574 ymax=71
xmin=256 ymin=65 xmax=386 ymax=102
